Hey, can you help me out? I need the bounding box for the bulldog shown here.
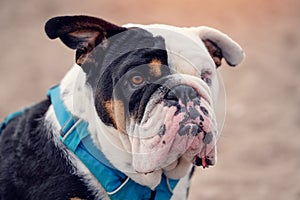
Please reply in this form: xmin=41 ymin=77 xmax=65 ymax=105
xmin=0 ymin=15 xmax=244 ymax=200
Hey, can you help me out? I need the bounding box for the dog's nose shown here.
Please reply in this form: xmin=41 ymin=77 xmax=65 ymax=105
xmin=165 ymin=85 xmax=198 ymax=105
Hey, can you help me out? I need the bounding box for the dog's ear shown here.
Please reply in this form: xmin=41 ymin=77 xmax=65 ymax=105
xmin=45 ymin=15 xmax=127 ymax=65
xmin=192 ymin=26 xmax=245 ymax=68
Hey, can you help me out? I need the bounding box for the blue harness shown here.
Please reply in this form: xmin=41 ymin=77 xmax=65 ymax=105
xmin=47 ymin=85 xmax=179 ymax=200
xmin=0 ymin=108 xmax=29 ymax=135
xmin=0 ymin=86 xmax=180 ymax=199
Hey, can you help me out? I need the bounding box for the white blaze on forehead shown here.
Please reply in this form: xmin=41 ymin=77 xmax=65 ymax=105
xmin=124 ymin=23 xmax=215 ymax=70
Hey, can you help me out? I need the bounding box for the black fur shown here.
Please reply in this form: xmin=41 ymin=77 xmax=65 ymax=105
xmin=0 ymin=100 xmax=99 ymax=200
xmin=89 ymin=28 xmax=171 ymax=125
xmin=45 ymin=15 xmax=127 ymax=66
xmin=45 ymin=15 xmax=127 ymax=50
xmin=45 ymin=15 xmax=172 ymax=127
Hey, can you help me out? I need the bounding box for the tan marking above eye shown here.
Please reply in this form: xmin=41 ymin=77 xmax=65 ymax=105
xmin=149 ymin=58 xmax=162 ymax=77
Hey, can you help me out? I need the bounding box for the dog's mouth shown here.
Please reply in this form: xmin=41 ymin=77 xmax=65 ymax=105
xmin=128 ymin=75 xmax=218 ymax=177
xmin=161 ymin=94 xmax=217 ymax=170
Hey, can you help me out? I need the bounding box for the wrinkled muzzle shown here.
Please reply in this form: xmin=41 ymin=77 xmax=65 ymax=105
xmin=127 ymin=74 xmax=218 ymax=178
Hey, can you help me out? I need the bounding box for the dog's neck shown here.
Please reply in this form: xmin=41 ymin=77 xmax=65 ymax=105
xmin=45 ymin=64 xmax=164 ymax=189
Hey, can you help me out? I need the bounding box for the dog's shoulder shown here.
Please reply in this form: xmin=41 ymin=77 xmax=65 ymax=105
xmin=0 ymin=100 xmax=101 ymax=200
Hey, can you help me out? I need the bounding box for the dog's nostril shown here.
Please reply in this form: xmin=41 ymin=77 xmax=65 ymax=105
xmin=165 ymin=85 xmax=198 ymax=105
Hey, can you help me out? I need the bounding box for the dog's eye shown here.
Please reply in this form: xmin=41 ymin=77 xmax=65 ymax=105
xmin=130 ymin=74 xmax=145 ymax=86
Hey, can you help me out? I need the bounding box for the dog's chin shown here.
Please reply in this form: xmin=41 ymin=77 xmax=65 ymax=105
xmin=134 ymin=157 xmax=192 ymax=180
xmin=129 ymin=95 xmax=217 ymax=177
xmin=162 ymin=157 xmax=194 ymax=179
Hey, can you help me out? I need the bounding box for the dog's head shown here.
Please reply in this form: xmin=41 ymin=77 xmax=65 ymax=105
xmin=45 ymin=16 xmax=244 ymax=180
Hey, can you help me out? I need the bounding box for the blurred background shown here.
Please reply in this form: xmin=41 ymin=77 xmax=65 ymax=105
xmin=0 ymin=0 xmax=299 ymax=199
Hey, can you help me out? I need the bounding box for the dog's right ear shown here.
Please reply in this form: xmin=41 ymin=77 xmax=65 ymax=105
xmin=45 ymin=15 xmax=127 ymax=65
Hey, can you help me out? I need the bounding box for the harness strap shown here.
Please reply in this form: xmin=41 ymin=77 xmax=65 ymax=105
xmin=0 ymin=108 xmax=29 ymax=135
xmin=47 ymin=85 xmax=179 ymax=200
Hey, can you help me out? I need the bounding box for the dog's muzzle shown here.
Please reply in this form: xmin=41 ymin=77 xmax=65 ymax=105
xmin=128 ymin=74 xmax=218 ymax=176
xmin=164 ymin=84 xmax=216 ymax=168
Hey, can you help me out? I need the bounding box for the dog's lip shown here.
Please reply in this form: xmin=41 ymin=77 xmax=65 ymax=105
xmin=193 ymin=147 xmax=216 ymax=168
xmin=135 ymin=170 xmax=155 ymax=175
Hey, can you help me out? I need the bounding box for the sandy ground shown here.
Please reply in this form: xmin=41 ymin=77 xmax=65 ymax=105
xmin=0 ymin=0 xmax=299 ymax=199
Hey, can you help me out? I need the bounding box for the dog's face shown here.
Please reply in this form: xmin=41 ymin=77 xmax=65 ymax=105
xmin=45 ymin=16 xmax=244 ymax=179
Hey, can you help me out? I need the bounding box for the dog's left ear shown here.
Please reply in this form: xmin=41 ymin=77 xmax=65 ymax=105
xmin=192 ymin=26 xmax=245 ymax=68
xmin=45 ymin=15 xmax=127 ymax=65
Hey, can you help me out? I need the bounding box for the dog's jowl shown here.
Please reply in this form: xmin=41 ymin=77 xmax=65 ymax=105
xmin=0 ymin=15 xmax=244 ymax=200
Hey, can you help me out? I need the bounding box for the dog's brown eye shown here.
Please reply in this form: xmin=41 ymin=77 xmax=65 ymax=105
xmin=131 ymin=74 xmax=144 ymax=85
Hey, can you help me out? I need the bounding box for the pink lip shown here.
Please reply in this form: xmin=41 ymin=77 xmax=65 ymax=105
xmin=193 ymin=144 xmax=216 ymax=168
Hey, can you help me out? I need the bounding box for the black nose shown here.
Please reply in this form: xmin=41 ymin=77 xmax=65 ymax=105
xmin=165 ymin=85 xmax=198 ymax=105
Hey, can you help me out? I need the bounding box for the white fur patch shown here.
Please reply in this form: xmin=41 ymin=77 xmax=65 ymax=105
xmin=56 ymin=64 xmax=164 ymax=189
